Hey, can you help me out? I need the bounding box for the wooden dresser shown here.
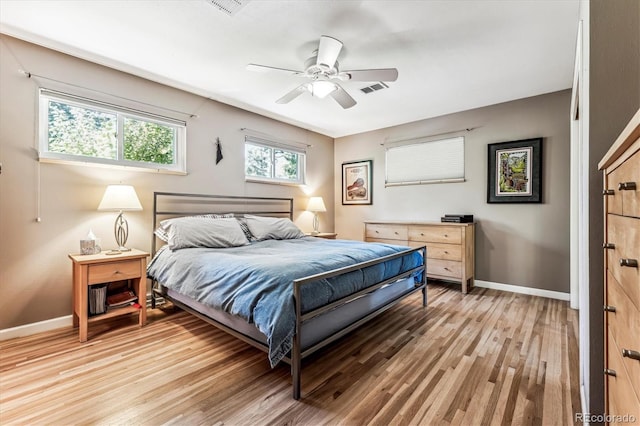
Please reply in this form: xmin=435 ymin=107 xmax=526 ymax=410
xmin=364 ymin=221 xmax=475 ymax=293
xmin=599 ymin=108 xmax=640 ymax=422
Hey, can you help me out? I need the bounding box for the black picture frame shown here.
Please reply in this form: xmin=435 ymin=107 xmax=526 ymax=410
xmin=487 ymin=138 xmax=542 ymax=203
xmin=342 ymin=160 xmax=372 ymax=205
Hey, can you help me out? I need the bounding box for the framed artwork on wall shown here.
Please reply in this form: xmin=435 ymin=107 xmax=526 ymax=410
xmin=487 ymin=138 xmax=542 ymax=203
xmin=342 ymin=160 xmax=372 ymax=205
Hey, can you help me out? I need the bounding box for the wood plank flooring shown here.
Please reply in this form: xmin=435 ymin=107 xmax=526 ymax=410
xmin=0 ymin=284 xmax=582 ymax=425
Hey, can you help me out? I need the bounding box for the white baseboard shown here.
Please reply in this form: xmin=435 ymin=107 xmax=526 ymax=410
xmin=474 ymin=280 xmax=570 ymax=301
xmin=0 ymin=315 xmax=72 ymax=341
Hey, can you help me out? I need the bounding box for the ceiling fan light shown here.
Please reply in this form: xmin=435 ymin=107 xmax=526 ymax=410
xmin=311 ymin=80 xmax=338 ymax=99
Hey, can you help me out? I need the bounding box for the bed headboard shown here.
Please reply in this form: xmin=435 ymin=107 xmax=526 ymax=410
xmin=152 ymin=192 xmax=294 ymax=255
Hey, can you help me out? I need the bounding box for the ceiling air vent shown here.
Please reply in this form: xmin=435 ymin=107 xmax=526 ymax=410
xmin=204 ymin=0 xmax=251 ymax=16
xmin=360 ymin=82 xmax=389 ymax=94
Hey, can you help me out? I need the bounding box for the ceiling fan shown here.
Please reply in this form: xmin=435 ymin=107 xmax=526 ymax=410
xmin=247 ymin=35 xmax=398 ymax=109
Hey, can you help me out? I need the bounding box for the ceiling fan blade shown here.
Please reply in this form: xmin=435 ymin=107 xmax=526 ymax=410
xmin=276 ymin=84 xmax=309 ymax=104
xmin=247 ymin=63 xmax=303 ymax=75
xmin=316 ymin=35 xmax=343 ymax=68
xmin=340 ymin=68 xmax=399 ymax=82
xmin=329 ymin=83 xmax=356 ymax=109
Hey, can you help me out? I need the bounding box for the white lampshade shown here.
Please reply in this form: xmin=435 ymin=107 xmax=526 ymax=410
xmin=307 ymin=196 xmax=327 ymax=212
xmin=98 ymin=185 xmax=142 ymax=211
xmin=310 ymin=80 xmax=338 ymax=99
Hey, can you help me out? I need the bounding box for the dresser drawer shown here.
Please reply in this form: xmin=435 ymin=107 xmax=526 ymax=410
xmin=606 ymin=270 xmax=640 ymax=397
xmin=88 ymin=260 xmax=141 ymax=285
xmin=428 ymin=259 xmax=462 ymax=279
xmin=606 ymin=215 xmax=640 ymax=308
xmin=606 ymin=329 xmax=640 ymax=420
xmin=365 ymin=224 xmax=408 ymax=241
xmin=408 ymin=241 xmax=462 ymax=262
xmin=613 ymin=147 xmax=639 ymax=217
xmin=409 ymin=225 xmax=461 ymax=244
xmin=368 ymin=237 xmax=409 ymax=246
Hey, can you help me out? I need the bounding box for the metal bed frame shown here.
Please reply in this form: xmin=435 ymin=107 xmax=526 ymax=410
xmin=150 ymin=192 xmax=427 ymax=400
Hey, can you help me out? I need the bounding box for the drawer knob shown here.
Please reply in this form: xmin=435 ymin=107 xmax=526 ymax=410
xmin=618 ymin=181 xmax=637 ymax=191
xmin=394 ymin=231 xmax=398 ymax=235
xmin=619 ymin=258 xmax=638 ymax=268
xmin=444 ymin=234 xmax=448 ymax=238
xmin=375 ymin=230 xmax=379 ymax=234
xmin=420 ymin=233 xmax=424 ymax=236
xmin=603 ymin=189 xmax=615 ymax=196
xmin=622 ymin=349 xmax=640 ymax=361
xmin=604 ymin=368 xmax=617 ymax=377
xmin=604 ymin=305 xmax=617 ymax=313
xmin=603 ymin=243 xmax=616 ymax=250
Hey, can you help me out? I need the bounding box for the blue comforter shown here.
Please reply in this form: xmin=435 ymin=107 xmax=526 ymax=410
xmin=147 ymin=237 xmax=422 ymax=366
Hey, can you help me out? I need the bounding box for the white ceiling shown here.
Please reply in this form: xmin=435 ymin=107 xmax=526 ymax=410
xmin=0 ymin=0 xmax=580 ymax=138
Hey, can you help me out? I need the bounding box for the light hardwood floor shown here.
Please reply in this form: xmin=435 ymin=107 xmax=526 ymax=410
xmin=0 ymin=284 xmax=581 ymax=425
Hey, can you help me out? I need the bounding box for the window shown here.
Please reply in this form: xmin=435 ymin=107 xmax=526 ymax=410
xmin=39 ymin=89 xmax=186 ymax=173
xmin=385 ymin=136 xmax=464 ymax=186
xmin=244 ymin=136 xmax=306 ymax=185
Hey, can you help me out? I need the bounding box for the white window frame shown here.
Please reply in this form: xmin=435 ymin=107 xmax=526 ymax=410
xmin=244 ymin=136 xmax=306 ymax=185
xmin=38 ymin=89 xmax=187 ymax=174
xmin=385 ymin=136 xmax=465 ymax=186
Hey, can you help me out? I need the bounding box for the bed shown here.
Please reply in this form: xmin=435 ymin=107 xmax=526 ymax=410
xmin=147 ymin=192 xmax=427 ymax=399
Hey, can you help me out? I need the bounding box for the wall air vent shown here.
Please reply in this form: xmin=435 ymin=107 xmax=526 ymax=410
xmin=360 ymin=82 xmax=389 ymax=94
xmin=204 ymin=0 xmax=251 ymax=16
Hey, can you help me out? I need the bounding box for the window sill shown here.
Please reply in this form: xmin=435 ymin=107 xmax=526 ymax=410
xmin=39 ymin=157 xmax=187 ymax=176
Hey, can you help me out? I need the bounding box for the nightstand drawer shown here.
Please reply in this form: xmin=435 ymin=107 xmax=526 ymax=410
xmin=88 ymin=260 xmax=140 ymax=284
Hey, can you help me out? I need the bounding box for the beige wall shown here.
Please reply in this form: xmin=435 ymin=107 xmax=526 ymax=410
xmin=335 ymin=90 xmax=572 ymax=293
xmin=0 ymin=35 xmax=334 ymax=329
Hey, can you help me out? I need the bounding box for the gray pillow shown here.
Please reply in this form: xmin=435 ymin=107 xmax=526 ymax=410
xmin=154 ymin=213 xmax=233 ymax=242
xmin=166 ymin=217 xmax=249 ymax=250
xmin=244 ymin=215 xmax=305 ymax=241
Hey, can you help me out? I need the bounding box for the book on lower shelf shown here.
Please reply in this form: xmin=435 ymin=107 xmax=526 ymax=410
xmin=107 ymin=290 xmax=138 ymax=309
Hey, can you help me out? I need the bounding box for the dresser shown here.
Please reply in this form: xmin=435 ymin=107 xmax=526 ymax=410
xmin=364 ymin=221 xmax=475 ymax=293
xmin=599 ymin=109 xmax=640 ymax=422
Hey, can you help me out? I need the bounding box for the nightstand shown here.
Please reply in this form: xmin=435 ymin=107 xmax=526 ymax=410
xmin=69 ymin=249 xmax=149 ymax=342
xmin=307 ymin=232 xmax=338 ymax=239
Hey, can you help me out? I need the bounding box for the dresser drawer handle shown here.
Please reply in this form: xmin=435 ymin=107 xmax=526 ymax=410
xmin=420 ymin=233 xmax=424 ymax=236
xmin=618 ymin=182 xmax=637 ymax=191
xmin=603 ymin=189 xmax=615 ymax=196
xmin=603 ymin=243 xmax=615 ymax=250
xmin=444 ymin=234 xmax=448 ymax=238
xmin=394 ymin=231 xmax=398 ymax=235
xmin=375 ymin=230 xmax=379 ymax=233
xmin=604 ymin=305 xmax=617 ymax=313
xmin=619 ymin=259 xmax=638 ymax=268
xmin=604 ymin=368 xmax=617 ymax=377
xmin=622 ymin=349 xmax=640 ymax=361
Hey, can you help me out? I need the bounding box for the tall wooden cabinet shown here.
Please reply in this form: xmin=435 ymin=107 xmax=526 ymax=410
xmin=364 ymin=221 xmax=475 ymax=293
xmin=599 ymin=109 xmax=640 ymax=422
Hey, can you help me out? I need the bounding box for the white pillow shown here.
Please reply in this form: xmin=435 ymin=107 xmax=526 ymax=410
xmin=165 ymin=217 xmax=249 ymax=250
xmin=154 ymin=213 xmax=233 ymax=242
xmin=244 ymin=215 xmax=305 ymax=241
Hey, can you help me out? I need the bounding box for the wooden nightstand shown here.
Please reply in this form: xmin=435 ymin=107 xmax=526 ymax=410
xmin=306 ymin=232 xmax=338 ymax=239
xmin=69 ymin=249 xmax=149 ymax=342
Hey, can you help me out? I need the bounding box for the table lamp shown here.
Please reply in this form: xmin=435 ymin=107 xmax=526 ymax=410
xmin=98 ymin=185 xmax=142 ymax=254
xmin=307 ymin=196 xmax=326 ymax=236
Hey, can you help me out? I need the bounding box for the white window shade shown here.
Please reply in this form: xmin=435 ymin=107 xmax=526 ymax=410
xmin=385 ymin=136 xmax=465 ymax=186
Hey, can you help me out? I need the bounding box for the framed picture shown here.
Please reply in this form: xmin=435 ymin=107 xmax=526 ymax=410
xmin=342 ymin=160 xmax=372 ymax=205
xmin=487 ymin=138 xmax=542 ymax=203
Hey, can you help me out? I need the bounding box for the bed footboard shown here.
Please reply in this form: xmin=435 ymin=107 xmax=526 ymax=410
xmin=290 ymin=245 xmax=427 ymax=400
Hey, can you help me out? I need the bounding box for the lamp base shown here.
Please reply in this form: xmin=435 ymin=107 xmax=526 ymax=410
xmin=310 ymin=231 xmax=320 ymax=236
xmin=105 ymin=250 xmax=122 ymax=255
xmin=117 ymin=246 xmax=132 ymax=252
